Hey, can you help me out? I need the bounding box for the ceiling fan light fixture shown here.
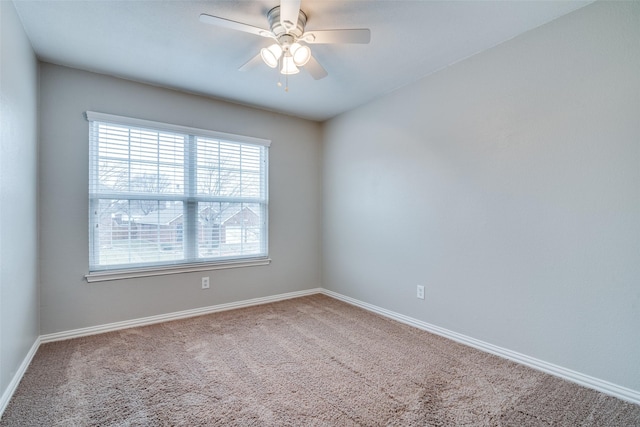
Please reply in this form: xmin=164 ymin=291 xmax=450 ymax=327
xmin=281 ymin=55 xmax=299 ymax=75
xmin=260 ymin=44 xmax=283 ymax=68
xmin=290 ymin=43 xmax=311 ymax=66
xmin=200 ymin=1 xmax=371 ymax=82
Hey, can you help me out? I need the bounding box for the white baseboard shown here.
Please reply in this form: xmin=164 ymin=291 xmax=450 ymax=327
xmin=0 ymin=337 xmax=40 ymax=419
xmin=41 ymin=288 xmax=323 ymax=343
xmin=321 ymin=289 xmax=640 ymax=406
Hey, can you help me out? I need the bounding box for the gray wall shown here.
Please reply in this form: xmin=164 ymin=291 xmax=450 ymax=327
xmin=0 ymin=0 xmax=40 ymax=398
xmin=39 ymin=64 xmax=322 ymax=334
xmin=322 ymin=1 xmax=640 ymax=391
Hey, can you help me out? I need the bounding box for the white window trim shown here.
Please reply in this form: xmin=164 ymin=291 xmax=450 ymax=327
xmin=85 ymin=257 xmax=271 ymax=283
xmin=85 ymin=111 xmax=271 ymax=281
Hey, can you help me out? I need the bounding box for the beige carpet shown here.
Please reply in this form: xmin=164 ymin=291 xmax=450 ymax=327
xmin=2 ymin=294 xmax=639 ymax=426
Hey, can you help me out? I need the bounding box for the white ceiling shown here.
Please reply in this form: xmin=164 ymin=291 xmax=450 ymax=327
xmin=13 ymin=0 xmax=592 ymax=121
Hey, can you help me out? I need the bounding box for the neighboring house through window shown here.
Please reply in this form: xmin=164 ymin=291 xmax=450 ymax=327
xmin=86 ymin=112 xmax=270 ymax=278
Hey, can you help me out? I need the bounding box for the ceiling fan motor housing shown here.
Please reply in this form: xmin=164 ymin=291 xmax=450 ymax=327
xmin=267 ymin=6 xmax=307 ymax=38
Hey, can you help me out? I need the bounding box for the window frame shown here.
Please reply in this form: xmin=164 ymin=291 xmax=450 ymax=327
xmin=85 ymin=111 xmax=271 ymax=282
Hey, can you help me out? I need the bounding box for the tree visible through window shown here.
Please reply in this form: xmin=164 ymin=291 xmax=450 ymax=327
xmin=87 ymin=112 xmax=269 ymax=272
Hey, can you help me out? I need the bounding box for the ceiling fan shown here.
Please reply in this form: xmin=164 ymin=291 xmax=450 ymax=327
xmin=199 ymin=0 xmax=371 ymax=82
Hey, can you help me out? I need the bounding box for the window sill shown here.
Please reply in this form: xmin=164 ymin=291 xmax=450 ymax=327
xmin=85 ymin=258 xmax=271 ymax=283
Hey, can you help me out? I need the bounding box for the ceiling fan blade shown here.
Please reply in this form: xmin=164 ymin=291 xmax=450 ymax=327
xmin=238 ymin=53 xmax=263 ymax=72
xmin=304 ymin=55 xmax=328 ymax=80
xmin=280 ymin=0 xmax=301 ymax=32
xmin=303 ymin=29 xmax=371 ymax=44
xmin=199 ymin=13 xmax=273 ymax=38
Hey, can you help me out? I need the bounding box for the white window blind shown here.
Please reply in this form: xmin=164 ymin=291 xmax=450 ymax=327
xmin=87 ymin=112 xmax=269 ymax=273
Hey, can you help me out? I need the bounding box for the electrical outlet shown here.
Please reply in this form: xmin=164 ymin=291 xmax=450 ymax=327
xmin=417 ymin=285 xmax=425 ymax=300
xmin=201 ymin=277 xmax=210 ymax=289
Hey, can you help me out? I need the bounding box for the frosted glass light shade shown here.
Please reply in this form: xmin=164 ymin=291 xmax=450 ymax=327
xmin=290 ymin=43 xmax=311 ymax=66
xmin=281 ymin=55 xmax=299 ymax=75
xmin=260 ymin=44 xmax=283 ymax=68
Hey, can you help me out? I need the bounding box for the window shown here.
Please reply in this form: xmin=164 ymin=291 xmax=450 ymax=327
xmin=87 ymin=112 xmax=269 ymax=279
